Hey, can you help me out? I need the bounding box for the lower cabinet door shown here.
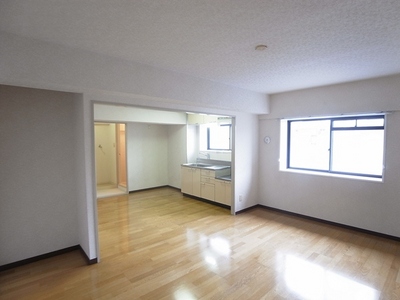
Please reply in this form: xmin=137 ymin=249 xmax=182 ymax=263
xmin=181 ymin=167 xmax=193 ymax=194
xmin=201 ymin=182 xmax=215 ymax=201
xmin=215 ymin=180 xmax=231 ymax=205
xmin=215 ymin=180 xmax=226 ymax=204
xmin=192 ymin=169 xmax=201 ymax=197
xmin=224 ymin=182 xmax=232 ymax=205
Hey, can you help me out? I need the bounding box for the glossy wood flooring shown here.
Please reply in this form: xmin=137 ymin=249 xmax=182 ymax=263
xmin=1 ymin=187 xmax=400 ymax=299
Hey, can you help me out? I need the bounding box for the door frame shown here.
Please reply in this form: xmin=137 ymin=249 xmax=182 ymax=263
xmin=116 ymin=123 xmax=128 ymax=192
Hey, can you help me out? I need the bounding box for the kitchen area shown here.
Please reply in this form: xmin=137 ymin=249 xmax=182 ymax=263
xmin=181 ymin=113 xmax=232 ymax=207
xmin=181 ymin=161 xmax=232 ymax=207
xmin=94 ymin=104 xmax=234 ymax=211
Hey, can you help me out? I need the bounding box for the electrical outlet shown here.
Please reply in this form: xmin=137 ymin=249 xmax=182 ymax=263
xmin=239 ymin=195 xmax=243 ymax=202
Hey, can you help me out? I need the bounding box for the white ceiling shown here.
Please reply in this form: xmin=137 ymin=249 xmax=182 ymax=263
xmin=1 ymin=0 xmax=400 ymax=94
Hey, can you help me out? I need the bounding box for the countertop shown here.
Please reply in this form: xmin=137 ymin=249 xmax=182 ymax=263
xmin=181 ymin=163 xmax=231 ymax=171
xmin=216 ymin=175 xmax=231 ymax=181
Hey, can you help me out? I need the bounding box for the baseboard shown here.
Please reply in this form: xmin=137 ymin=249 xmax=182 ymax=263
xmin=129 ymin=185 xmax=179 ymax=193
xmin=167 ymin=185 xmax=181 ymax=192
xmin=235 ymin=204 xmax=259 ymax=214
xmin=0 ymin=245 xmax=79 ymax=272
xmin=0 ymin=245 xmax=97 ymax=272
xmin=257 ymin=204 xmax=400 ymax=242
xmin=182 ymin=193 xmax=231 ymax=210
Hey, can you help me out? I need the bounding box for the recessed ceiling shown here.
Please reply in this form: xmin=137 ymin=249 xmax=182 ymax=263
xmin=1 ymin=0 xmax=400 ymax=94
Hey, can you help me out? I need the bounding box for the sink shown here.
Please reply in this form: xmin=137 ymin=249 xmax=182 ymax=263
xmin=182 ymin=163 xmax=230 ymax=170
xmin=203 ymin=165 xmax=229 ymax=170
xmin=183 ymin=163 xmax=212 ymax=167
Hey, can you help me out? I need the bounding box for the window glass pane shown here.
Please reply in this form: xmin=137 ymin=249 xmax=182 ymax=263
xmin=331 ymin=130 xmax=384 ymax=176
xmin=356 ymin=118 xmax=384 ymax=127
xmin=209 ymin=124 xmax=230 ymax=150
xmin=289 ymin=120 xmax=330 ymax=170
xmin=332 ymin=119 xmax=356 ymax=128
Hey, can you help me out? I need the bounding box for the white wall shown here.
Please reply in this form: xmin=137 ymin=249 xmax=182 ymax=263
xmin=127 ymin=123 xmax=169 ymax=191
xmin=94 ymin=124 xmax=117 ymax=185
xmin=167 ymin=125 xmax=187 ymax=188
xmin=259 ymin=74 xmax=400 ymax=237
xmin=233 ymin=114 xmax=260 ymax=212
xmin=73 ymin=94 xmax=96 ymax=262
xmin=204 ymin=151 xmax=231 ymax=161
xmin=0 ymin=85 xmax=80 ymax=265
xmin=94 ymin=104 xmax=187 ymax=125
xmin=186 ymin=125 xmax=199 ymax=163
xmin=80 ymin=95 xmax=98 ymax=260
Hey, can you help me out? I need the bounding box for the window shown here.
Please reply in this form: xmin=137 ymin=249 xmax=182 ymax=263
xmin=207 ymin=124 xmax=232 ymax=150
xmin=286 ymin=115 xmax=385 ymax=179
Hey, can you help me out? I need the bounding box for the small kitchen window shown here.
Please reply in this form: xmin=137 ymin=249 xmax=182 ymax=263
xmin=207 ymin=124 xmax=232 ymax=150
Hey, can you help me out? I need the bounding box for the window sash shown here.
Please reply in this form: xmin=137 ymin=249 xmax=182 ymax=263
xmin=207 ymin=124 xmax=232 ymax=150
xmin=287 ymin=115 xmax=384 ymax=178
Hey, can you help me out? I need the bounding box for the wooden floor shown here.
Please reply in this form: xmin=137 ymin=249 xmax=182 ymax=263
xmin=1 ymin=187 xmax=400 ymax=299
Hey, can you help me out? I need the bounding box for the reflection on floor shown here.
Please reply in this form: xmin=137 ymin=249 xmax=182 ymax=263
xmin=96 ymin=183 xmax=126 ymax=198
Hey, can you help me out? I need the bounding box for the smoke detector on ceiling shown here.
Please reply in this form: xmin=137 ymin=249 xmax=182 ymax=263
xmin=255 ymin=44 xmax=268 ymax=51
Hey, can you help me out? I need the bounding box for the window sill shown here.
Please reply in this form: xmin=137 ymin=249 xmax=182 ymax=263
xmin=280 ymin=168 xmax=383 ymax=183
xmin=203 ymin=150 xmax=232 ymax=153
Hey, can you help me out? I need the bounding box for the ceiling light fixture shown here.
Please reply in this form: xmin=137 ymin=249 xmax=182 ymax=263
xmin=255 ymin=44 xmax=268 ymax=51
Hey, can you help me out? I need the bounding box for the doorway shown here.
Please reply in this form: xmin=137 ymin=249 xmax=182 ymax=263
xmin=116 ymin=123 xmax=127 ymax=189
xmin=94 ymin=122 xmax=128 ymax=198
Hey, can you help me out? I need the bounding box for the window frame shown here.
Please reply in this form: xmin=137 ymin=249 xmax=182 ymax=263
xmin=207 ymin=124 xmax=232 ymax=151
xmin=287 ymin=114 xmax=385 ymax=179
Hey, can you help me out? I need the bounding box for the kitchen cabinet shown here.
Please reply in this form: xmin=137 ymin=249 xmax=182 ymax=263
xmin=181 ymin=164 xmax=231 ymax=206
xmin=200 ymin=183 xmax=215 ymax=201
xmin=225 ymin=181 xmax=232 ymax=205
xmin=187 ymin=114 xmax=218 ymax=125
xmin=200 ymin=169 xmax=216 ymax=201
xmin=215 ymin=179 xmax=231 ymax=205
xmin=181 ymin=166 xmax=201 ymax=197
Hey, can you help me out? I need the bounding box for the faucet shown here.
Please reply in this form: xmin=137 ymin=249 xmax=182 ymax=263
xmin=199 ymin=152 xmax=210 ymax=159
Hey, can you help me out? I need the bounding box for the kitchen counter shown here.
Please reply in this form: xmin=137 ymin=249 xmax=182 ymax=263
xmin=216 ymin=175 xmax=231 ymax=181
xmin=181 ymin=162 xmax=231 ymax=206
xmin=181 ymin=163 xmax=230 ymax=171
